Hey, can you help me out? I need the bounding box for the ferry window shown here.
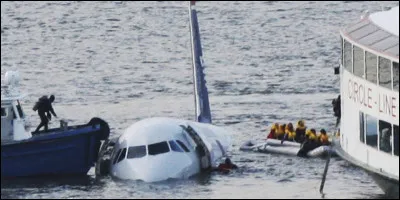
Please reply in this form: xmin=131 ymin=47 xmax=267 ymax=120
xmin=113 ymin=149 xmax=122 ymax=164
xmin=393 ymin=62 xmax=399 ymax=91
xmin=379 ymin=57 xmax=392 ymax=89
xmin=365 ymin=51 xmax=377 ymax=84
xmin=127 ymin=145 xmax=147 ymax=159
xmin=394 ymin=125 xmax=399 ymax=156
xmin=378 ymin=120 xmax=392 ymax=153
xmin=365 ymin=114 xmax=377 ymax=148
xmin=176 ymin=140 xmax=190 ymax=152
xmin=359 ymin=112 xmax=365 ymax=143
xmin=148 ymin=141 xmax=170 ymax=156
xmin=353 ymin=45 xmax=364 ymax=78
xmin=169 ymin=140 xmax=184 ymax=152
xmin=344 ymin=40 xmax=352 ymax=72
xmin=116 ymin=148 xmax=127 ymax=163
xmin=1 ymin=108 xmax=7 ymax=117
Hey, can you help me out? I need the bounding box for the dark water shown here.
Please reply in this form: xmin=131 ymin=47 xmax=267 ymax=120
xmin=1 ymin=1 xmax=398 ymax=199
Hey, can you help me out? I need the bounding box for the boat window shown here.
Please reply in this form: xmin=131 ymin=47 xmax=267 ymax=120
xmin=169 ymin=140 xmax=184 ymax=152
xmin=365 ymin=114 xmax=378 ymax=148
xmin=353 ymin=45 xmax=364 ymax=78
xmin=112 ymin=149 xmax=122 ymax=164
xmin=394 ymin=125 xmax=399 ymax=156
xmin=116 ymin=148 xmax=127 ymax=164
xmin=365 ymin=51 xmax=377 ymax=84
xmin=378 ymin=57 xmax=392 ymax=90
xmin=127 ymin=145 xmax=147 ymax=159
xmin=393 ymin=62 xmax=399 ymax=91
xmin=148 ymin=141 xmax=170 ymax=156
xmin=359 ymin=112 xmax=365 ymax=143
xmin=1 ymin=107 xmax=7 ymax=117
xmin=176 ymin=140 xmax=190 ymax=152
xmin=378 ymin=120 xmax=392 ymax=154
xmin=344 ymin=40 xmax=352 ymax=72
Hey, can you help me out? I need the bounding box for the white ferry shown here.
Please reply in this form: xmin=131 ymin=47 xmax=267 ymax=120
xmin=333 ymin=6 xmax=399 ymax=198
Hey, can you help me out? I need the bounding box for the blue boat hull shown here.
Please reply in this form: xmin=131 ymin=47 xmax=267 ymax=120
xmin=1 ymin=117 xmax=110 ymax=178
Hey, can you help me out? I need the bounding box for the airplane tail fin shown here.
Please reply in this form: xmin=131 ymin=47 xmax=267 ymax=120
xmin=188 ymin=1 xmax=212 ymax=124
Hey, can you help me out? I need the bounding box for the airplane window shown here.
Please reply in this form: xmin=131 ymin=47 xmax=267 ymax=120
xmin=169 ymin=140 xmax=184 ymax=152
xmin=116 ymin=148 xmax=127 ymax=163
xmin=176 ymin=140 xmax=190 ymax=152
xmin=127 ymin=145 xmax=147 ymax=159
xmin=113 ymin=149 xmax=122 ymax=164
xmin=148 ymin=141 xmax=170 ymax=156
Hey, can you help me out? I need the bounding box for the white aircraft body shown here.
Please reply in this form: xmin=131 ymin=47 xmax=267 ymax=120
xmin=106 ymin=1 xmax=234 ymax=182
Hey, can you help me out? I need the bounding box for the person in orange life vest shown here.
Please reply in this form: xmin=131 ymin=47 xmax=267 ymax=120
xmin=276 ymin=124 xmax=286 ymax=140
xmin=217 ymin=158 xmax=238 ymax=173
xmin=267 ymin=123 xmax=279 ymax=139
xmin=294 ymin=120 xmax=306 ymax=143
xmin=319 ymin=129 xmax=330 ymax=145
xmin=283 ymin=122 xmax=296 ymax=141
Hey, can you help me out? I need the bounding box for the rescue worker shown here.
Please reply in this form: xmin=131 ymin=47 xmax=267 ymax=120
xmin=294 ymin=120 xmax=306 ymax=143
xmin=33 ymin=95 xmax=57 ymax=133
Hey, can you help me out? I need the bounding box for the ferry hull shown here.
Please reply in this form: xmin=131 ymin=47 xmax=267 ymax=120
xmin=368 ymin=172 xmax=399 ymax=198
xmin=333 ymin=140 xmax=399 ymax=198
xmin=1 ymin=118 xmax=110 ymax=178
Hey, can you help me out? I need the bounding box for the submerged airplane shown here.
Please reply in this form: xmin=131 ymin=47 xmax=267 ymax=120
xmin=96 ymin=1 xmax=234 ymax=182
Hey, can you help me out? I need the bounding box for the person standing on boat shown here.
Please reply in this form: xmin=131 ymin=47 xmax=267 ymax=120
xmin=332 ymin=95 xmax=341 ymax=126
xmin=33 ymin=95 xmax=57 ymax=133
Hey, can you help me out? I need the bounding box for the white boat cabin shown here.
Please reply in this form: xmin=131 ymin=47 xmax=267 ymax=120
xmin=1 ymin=71 xmax=32 ymax=142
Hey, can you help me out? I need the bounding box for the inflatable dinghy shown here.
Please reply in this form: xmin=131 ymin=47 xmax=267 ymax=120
xmin=239 ymin=139 xmax=336 ymax=158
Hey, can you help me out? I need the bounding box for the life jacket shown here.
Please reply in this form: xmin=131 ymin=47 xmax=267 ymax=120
xmin=275 ymin=125 xmax=285 ymax=138
xmin=306 ymin=130 xmax=318 ymax=142
xmin=286 ymin=130 xmax=296 ymax=140
xmin=285 ymin=125 xmax=296 ymax=140
xmin=267 ymin=123 xmax=278 ymax=139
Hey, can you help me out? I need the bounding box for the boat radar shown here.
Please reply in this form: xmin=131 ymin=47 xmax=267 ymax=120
xmin=97 ymin=1 xmax=234 ymax=182
xmin=2 ymin=71 xmax=32 ymax=141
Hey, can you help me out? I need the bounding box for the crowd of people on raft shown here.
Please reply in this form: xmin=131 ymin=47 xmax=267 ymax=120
xmin=266 ymin=120 xmax=331 ymax=147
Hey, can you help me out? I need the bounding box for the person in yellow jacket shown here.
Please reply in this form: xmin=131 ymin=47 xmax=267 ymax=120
xmin=319 ymin=129 xmax=330 ymax=145
xmin=297 ymin=128 xmax=320 ymax=157
xmin=275 ymin=124 xmax=286 ymax=140
xmin=306 ymin=128 xmax=318 ymax=142
xmin=267 ymin=123 xmax=279 ymax=139
xmin=284 ymin=122 xmax=296 ymax=141
xmin=295 ymin=120 xmax=306 ymax=143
